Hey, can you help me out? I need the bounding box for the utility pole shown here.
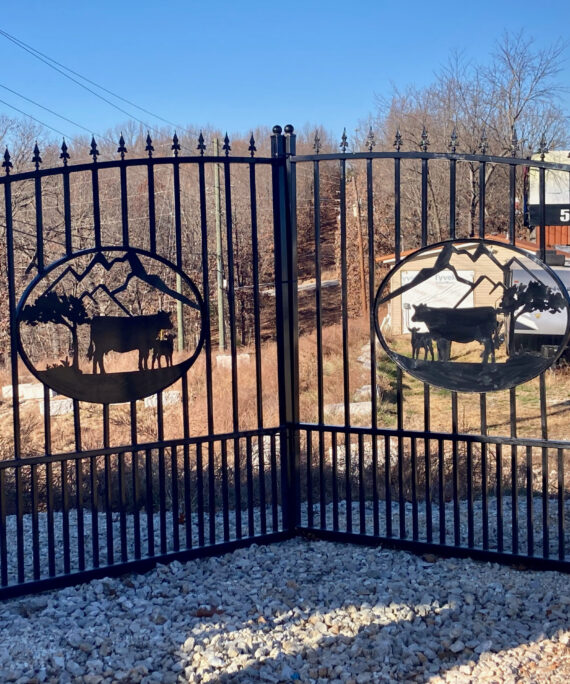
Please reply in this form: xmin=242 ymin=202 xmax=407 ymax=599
xmin=214 ymin=138 xmax=225 ymax=351
xmin=353 ymin=174 xmax=368 ymax=314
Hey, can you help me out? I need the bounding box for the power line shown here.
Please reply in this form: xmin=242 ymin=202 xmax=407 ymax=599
xmin=0 ymin=27 xmax=186 ymax=137
xmin=0 ymin=96 xmax=71 ymax=140
xmin=0 ymin=81 xmax=102 ymax=139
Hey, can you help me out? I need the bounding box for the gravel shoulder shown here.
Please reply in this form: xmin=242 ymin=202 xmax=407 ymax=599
xmin=1 ymin=538 xmax=570 ymax=683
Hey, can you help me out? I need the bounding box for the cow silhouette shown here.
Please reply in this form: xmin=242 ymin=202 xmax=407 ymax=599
xmin=152 ymin=332 xmax=175 ymax=369
xmin=411 ymin=303 xmax=499 ymax=363
xmin=87 ymin=310 xmax=173 ymax=374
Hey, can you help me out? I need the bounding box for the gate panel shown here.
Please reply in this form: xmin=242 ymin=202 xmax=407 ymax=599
xmin=291 ymin=134 xmax=570 ymax=571
xmin=0 ymin=131 xmax=293 ymax=597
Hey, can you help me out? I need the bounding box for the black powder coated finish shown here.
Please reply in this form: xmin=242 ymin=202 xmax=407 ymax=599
xmin=1 ymin=128 xmax=570 ymax=599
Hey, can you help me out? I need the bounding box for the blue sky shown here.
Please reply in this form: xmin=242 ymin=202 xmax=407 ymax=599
xmin=1 ymin=0 xmax=569 ymax=144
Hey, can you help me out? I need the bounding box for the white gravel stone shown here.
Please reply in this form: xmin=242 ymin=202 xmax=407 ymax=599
xmin=1 ymin=531 xmax=570 ymax=682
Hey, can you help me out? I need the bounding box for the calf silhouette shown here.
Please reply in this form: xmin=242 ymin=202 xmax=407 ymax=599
xmin=152 ymin=332 xmax=175 ymax=369
xmin=409 ymin=326 xmax=434 ymax=360
xmin=87 ymin=310 xmax=173 ymax=374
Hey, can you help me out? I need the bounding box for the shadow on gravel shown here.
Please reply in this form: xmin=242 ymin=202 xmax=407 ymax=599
xmin=178 ymin=539 xmax=568 ymax=683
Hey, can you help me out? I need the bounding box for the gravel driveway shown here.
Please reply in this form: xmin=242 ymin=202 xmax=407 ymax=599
xmin=1 ymin=537 xmax=569 ymax=683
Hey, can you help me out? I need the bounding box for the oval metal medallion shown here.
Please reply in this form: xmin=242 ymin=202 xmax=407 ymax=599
xmin=17 ymin=247 xmax=205 ymax=404
xmin=374 ymin=239 xmax=570 ymax=392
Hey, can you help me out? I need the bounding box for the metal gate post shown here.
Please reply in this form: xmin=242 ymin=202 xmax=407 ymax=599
xmin=271 ymin=125 xmax=300 ymax=533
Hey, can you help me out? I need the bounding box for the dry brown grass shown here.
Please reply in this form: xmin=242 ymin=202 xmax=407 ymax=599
xmin=1 ymin=319 xmax=570 ymax=462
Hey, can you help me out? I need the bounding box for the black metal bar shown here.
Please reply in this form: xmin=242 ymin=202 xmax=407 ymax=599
xmin=306 ymin=431 xmax=313 ymax=528
xmin=411 ymin=437 xmax=418 ymax=541
xmin=496 ymin=444 xmax=504 ymax=552
xmin=509 ymin=163 xmax=516 ymax=244
xmin=61 ymin=460 xmax=70 ymax=574
xmin=182 ymin=442 xmax=192 ymax=550
xmin=118 ymin=452 xmax=127 ymax=563
xmin=221 ymin=440 xmax=230 ymax=542
xmin=4 ymin=179 xmax=21 ymax=461
xmin=451 ymin=394 xmax=460 ymax=546
xmin=383 ymin=434 xmax=393 ymax=538
xmin=234 ymin=437 xmax=242 ymax=541
xmin=224 ymin=162 xmax=239 ymax=434
xmin=367 ymin=157 xmax=379 ymax=538
xmin=481 ymin=394 xmax=489 ymax=550
xmin=394 ymin=156 xmax=401 ymax=261
xmin=438 ymin=439 xmax=445 ymax=545
xmin=397 ymin=373 xmax=405 ymax=539
xmin=540 ymin=373 xmax=549 ymax=558
xmin=43 ymin=388 xmax=51 ymax=469
xmin=319 ymin=429 xmax=326 ymax=530
xmin=510 ymin=388 xmax=519 ymax=555
xmin=358 ymin=433 xmax=365 ymax=534
xmin=31 ymin=465 xmax=40 ymax=579
xmin=63 ymin=167 xmax=72 ymax=254
xmin=171 ymin=446 xmax=179 ymax=553
xmin=208 ymin=430 xmax=216 ymax=545
xmin=158 ymin=446 xmax=167 ymax=555
xmin=46 ymin=462 xmax=55 ymax=577
xmin=539 ymin=167 xmax=546 ymax=262
xmin=172 ymin=156 xmax=182 ymax=267
xmin=258 ymin=434 xmax=267 ymax=536
xmin=196 ymin=443 xmax=205 ymax=546
xmin=90 ymin=456 xmax=99 ymax=568
xmin=270 ymin=434 xmax=279 ymax=532
xmin=332 ymin=431 xmax=339 ymax=532
xmin=249 ymin=161 xmax=266 ymax=535
xmin=285 ymin=129 xmax=300 ymax=532
xmin=542 ymin=445 xmax=550 ymax=559
xmin=526 ymin=445 xmax=534 ymax=556
xmin=180 ymin=376 xmax=190 ymax=543
xmin=478 ymin=161 xmax=486 ymax=238
xmin=271 ymin=127 xmax=298 ymax=536
xmin=222 ymin=160 xmax=242 ymax=541
xmin=449 ymin=157 xmax=456 ymax=239
xmin=421 ymin=157 xmax=428 ymax=246
xmin=0 ymin=470 xmax=7 ymax=586
xmin=104 ymin=453 xmax=113 ymax=565
xmin=75 ymin=435 xmax=85 ymax=573
xmin=206 ymin=440 xmax=216 ymax=544
xmin=249 ymin=161 xmax=264 ymax=432
xmin=34 ymin=168 xmax=44 ymax=271
xmin=339 ymin=156 xmax=351 ymax=534
xmin=314 ymin=159 xmax=324 ymax=427
xmin=424 ymin=385 xmax=432 ymax=543
xmin=91 ymin=163 xmax=102 ymax=249
xmin=120 ymin=162 xmax=129 ymax=246
xmin=467 ymin=442 xmax=474 ymax=548
xmin=558 ymin=448 xmax=564 ymax=561
xmin=246 ymin=435 xmax=255 ymax=537
xmin=197 ymin=159 xmax=215 ymax=549
xmin=145 ymin=449 xmax=155 ymax=557
xmin=132 ymin=450 xmax=141 ymax=560
xmin=147 ymin=160 xmax=156 ymax=253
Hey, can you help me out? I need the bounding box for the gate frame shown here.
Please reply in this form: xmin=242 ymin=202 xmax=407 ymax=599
xmin=2 ymin=125 xmax=570 ymax=600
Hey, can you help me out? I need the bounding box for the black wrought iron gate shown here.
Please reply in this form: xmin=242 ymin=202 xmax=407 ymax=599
xmin=1 ymin=125 xmax=570 ymax=599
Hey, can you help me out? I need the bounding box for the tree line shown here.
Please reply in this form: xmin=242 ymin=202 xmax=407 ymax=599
xmin=0 ymin=30 xmax=568 ymax=362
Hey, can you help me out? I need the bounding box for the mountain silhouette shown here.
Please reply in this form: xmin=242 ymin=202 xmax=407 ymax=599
xmin=43 ymin=249 xmax=200 ymax=314
xmin=379 ymin=240 xmax=553 ymax=307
